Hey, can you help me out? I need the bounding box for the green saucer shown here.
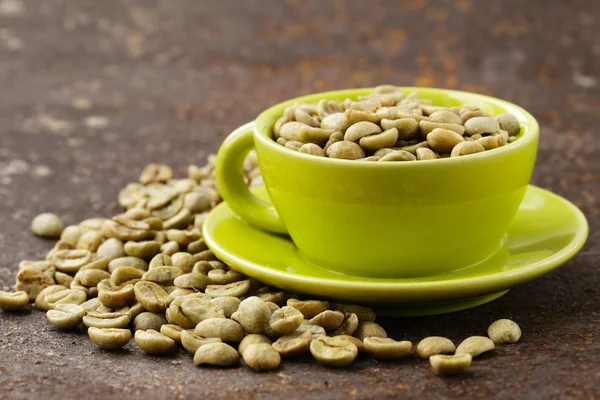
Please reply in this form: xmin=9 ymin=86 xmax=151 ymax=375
xmin=203 ymin=185 xmax=588 ymax=316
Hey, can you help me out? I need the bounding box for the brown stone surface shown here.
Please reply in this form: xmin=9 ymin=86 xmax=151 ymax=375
xmin=0 ymin=0 xmax=599 ymax=398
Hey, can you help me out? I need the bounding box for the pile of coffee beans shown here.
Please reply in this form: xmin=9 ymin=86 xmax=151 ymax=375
xmin=0 ymin=153 xmax=521 ymax=375
xmin=273 ymin=85 xmax=521 ymax=161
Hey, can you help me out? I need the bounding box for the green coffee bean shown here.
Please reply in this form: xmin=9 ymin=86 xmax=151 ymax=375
xmin=378 ymin=150 xmax=416 ymax=162
xmin=450 ymin=141 xmax=485 ymax=157
xmin=379 ymin=118 xmax=419 ymax=140
xmin=272 ymin=330 xmax=312 ymax=358
xmin=270 ymin=306 xmax=304 ymax=335
xmin=243 ymin=343 xmax=281 ymax=372
xmin=430 ymin=354 xmax=472 ymax=376
xmin=237 ymin=296 xmax=271 ymax=334
xmin=335 ymin=335 xmax=365 ymax=353
xmin=345 ymin=109 xmax=381 ymax=124
xmin=320 ymin=112 xmax=350 ymax=132
xmin=310 ymin=336 xmax=358 ymax=367
xmin=15 ymin=263 xmax=56 ymax=300
xmin=239 ymin=334 xmax=272 ymax=357
xmin=166 ymin=229 xmax=202 ymax=246
xmin=46 ymin=289 xmax=87 ymax=309
xmin=455 ymin=336 xmax=495 ymax=357
xmin=309 ymin=310 xmax=344 ymax=331
xmin=139 ymin=163 xmax=172 ymax=184
xmin=0 ymin=290 xmax=29 ymax=311
xmin=149 ymin=254 xmax=172 ymax=269
xmin=76 ymin=230 xmax=102 ymax=252
xmin=124 ymin=241 xmax=161 ymax=260
xmin=88 ymin=327 xmax=132 ymax=350
xmin=297 ymin=319 xmax=327 ymax=340
xmin=135 ymin=329 xmax=175 ymax=355
xmin=359 ymin=128 xmax=399 ymax=151
xmin=165 ymin=287 xmax=196 ymax=307
xmin=163 ymin=208 xmax=192 ymax=230
xmin=427 ymin=128 xmax=465 ymax=153
xmin=31 ymin=213 xmax=64 ymax=238
xmin=133 ymin=311 xmax=167 ymax=331
xmin=285 ymin=140 xmax=304 ymax=151
xmin=354 ymin=321 xmax=387 ymax=340
xmin=51 ymin=249 xmax=92 ymax=274
xmin=317 ymin=99 xmax=342 ymax=118
xmin=419 ymin=120 xmax=465 ymax=137
xmin=160 ymin=324 xmax=184 ymax=343
xmin=83 ymin=310 xmax=131 ymax=329
xmin=363 ymin=337 xmax=411 ymax=359
xmin=205 ymin=280 xmax=250 ymax=298
xmin=487 ymin=319 xmax=521 ymax=344
xmin=181 ymin=298 xmax=225 ymax=324
xmin=195 ymin=318 xmax=245 ymax=342
xmin=174 ymin=273 xmax=212 ymax=290
xmin=207 ymin=269 xmax=243 ymax=285
xmin=142 ymin=266 xmax=182 ymax=285
xmin=81 ymin=298 xmax=102 ymax=313
xmin=78 ymin=257 xmax=109 ymax=272
xmin=98 ymin=284 xmax=136 ymax=308
xmin=333 ymin=313 xmax=359 ymax=336
xmin=475 ymin=135 xmax=500 ymax=150
xmin=344 ymin=121 xmax=381 ymax=142
xmin=171 ymin=252 xmax=194 ymax=272
xmin=416 ymin=336 xmax=456 ymax=359
xmin=416 ymin=147 xmax=438 ymax=160
xmin=60 ymin=225 xmax=82 ymax=245
xmin=464 ymin=116 xmax=500 ymax=136
xmin=134 ymin=281 xmax=168 ymax=312
xmin=211 ymin=296 xmax=240 ymax=318
xmin=496 ymin=130 xmax=509 ymax=146
xmin=495 ymin=113 xmax=520 ymax=136
xmin=295 ymin=108 xmax=320 ymax=127
xmin=298 ymin=143 xmax=326 ymax=157
xmin=426 ymin=109 xmax=460 ymax=124
xmin=286 ymin=299 xmax=329 ymax=319
xmin=280 ymin=122 xmax=334 ymax=146
xmin=108 ymin=256 xmax=148 ymax=273
xmin=53 ymin=272 xmax=72 ymax=287
xmin=181 ymin=329 xmax=222 ymax=353
xmin=273 ymin=116 xmax=288 ymax=138
xmin=151 ymin=196 xmax=184 ymax=221
xmin=165 ymin=297 xmax=195 ymax=328
xmin=257 ymin=291 xmax=285 ymax=306
xmin=193 ymin=342 xmax=239 ymax=367
xmin=161 ymin=241 xmax=179 ymax=256
xmin=110 ymin=267 xmax=144 ymax=287
xmin=75 ymin=269 xmax=110 ymax=287
xmin=184 ymin=190 xmax=213 ymax=214
xmin=47 ymin=303 xmax=85 ymax=329
xmin=101 ymin=217 xmax=153 ymax=242
xmin=187 ymin=238 xmax=208 ymax=255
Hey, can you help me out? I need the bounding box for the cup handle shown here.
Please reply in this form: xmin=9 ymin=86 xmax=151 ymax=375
xmin=215 ymin=122 xmax=288 ymax=234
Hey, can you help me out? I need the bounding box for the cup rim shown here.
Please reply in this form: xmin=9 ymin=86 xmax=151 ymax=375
xmin=254 ymin=87 xmax=539 ymax=167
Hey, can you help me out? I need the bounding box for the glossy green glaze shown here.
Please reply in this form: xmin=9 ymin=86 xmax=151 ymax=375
xmin=216 ymin=88 xmax=540 ymax=277
xmin=203 ymin=185 xmax=588 ymax=313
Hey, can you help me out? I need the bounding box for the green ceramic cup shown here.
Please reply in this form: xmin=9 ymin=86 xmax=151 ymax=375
xmin=216 ymin=88 xmax=539 ymax=278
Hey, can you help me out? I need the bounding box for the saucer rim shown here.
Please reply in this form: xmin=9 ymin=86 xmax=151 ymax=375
xmin=203 ymin=185 xmax=588 ymax=299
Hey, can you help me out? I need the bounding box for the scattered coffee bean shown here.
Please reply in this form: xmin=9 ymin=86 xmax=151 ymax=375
xmin=0 ymin=290 xmax=29 ymax=311
xmin=135 ymin=329 xmax=175 ymax=355
xmin=310 ymin=336 xmax=358 ymax=367
xmin=194 ymin=342 xmax=240 ymax=367
xmin=31 ymin=213 xmax=64 ymax=238
xmin=47 ymin=303 xmax=85 ymax=329
xmin=363 ymin=337 xmax=412 ymax=360
xmin=455 ymin=336 xmax=495 ymax=357
xmin=88 ymin=327 xmax=132 ymax=350
xmin=430 ymin=354 xmax=472 ymax=376
xmin=416 ymin=336 xmax=456 ymax=359
xmin=487 ymin=319 xmax=521 ymax=344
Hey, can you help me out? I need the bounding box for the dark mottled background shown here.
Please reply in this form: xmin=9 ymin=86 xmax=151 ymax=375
xmin=0 ymin=0 xmax=598 ymax=399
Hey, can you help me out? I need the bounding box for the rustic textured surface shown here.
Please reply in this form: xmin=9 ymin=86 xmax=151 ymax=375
xmin=1 ymin=0 xmax=599 ymax=399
